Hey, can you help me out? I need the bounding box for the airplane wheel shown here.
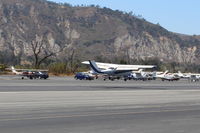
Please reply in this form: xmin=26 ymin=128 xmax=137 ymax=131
xmin=21 ymin=77 xmax=24 ymax=79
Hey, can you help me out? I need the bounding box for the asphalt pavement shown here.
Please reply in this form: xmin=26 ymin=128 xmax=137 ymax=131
xmin=0 ymin=76 xmax=200 ymax=133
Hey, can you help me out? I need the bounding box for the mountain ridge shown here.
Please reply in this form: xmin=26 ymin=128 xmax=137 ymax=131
xmin=0 ymin=0 xmax=199 ymax=67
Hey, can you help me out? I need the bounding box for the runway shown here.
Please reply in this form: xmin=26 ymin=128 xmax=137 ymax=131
xmin=0 ymin=76 xmax=200 ymax=133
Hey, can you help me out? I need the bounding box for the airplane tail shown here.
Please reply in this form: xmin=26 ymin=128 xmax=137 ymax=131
xmin=163 ymin=70 xmax=168 ymax=75
xmin=156 ymin=70 xmax=168 ymax=77
xmin=138 ymin=69 xmax=143 ymax=73
xmin=89 ymin=60 xmax=103 ymax=74
xmin=11 ymin=66 xmax=19 ymax=74
xmin=178 ymin=71 xmax=183 ymax=75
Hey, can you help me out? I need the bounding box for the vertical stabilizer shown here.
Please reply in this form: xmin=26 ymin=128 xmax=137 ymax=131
xmin=11 ymin=66 xmax=17 ymax=73
xmin=11 ymin=66 xmax=20 ymax=74
xmin=138 ymin=69 xmax=143 ymax=73
xmin=163 ymin=70 xmax=168 ymax=75
xmin=89 ymin=60 xmax=103 ymax=73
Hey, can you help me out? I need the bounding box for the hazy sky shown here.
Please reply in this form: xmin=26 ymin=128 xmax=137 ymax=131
xmin=48 ymin=0 xmax=200 ymax=35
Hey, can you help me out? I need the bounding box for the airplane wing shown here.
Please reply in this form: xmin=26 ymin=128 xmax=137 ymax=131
xmin=82 ymin=61 xmax=156 ymax=70
xmin=190 ymin=73 xmax=200 ymax=76
xmin=7 ymin=67 xmax=48 ymax=72
xmin=11 ymin=68 xmax=48 ymax=72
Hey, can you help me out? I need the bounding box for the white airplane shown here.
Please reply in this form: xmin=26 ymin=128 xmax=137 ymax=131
xmin=11 ymin=66 xmax=23 ymax=75
xmin=10 ymin=66 xmax=49 ymax=79
xmin=175 ymin=71 xmax=200 ymax=81
xmin=185 ymin=72 xmax=200 ymax=82
xmin=174 ymin=71 xmax=191 ymax=79
xmin=156 ymin=70 xmax=180 ymax=81
xmin=127 ymin=69 xmax=156 ymax=81
xmin=87 ymin=60 xmax=156 ymax=81
xmin=172 ymin=71 xmax=200 ymax=82
xmin=128 ymin=69 xmax=144 ymax=80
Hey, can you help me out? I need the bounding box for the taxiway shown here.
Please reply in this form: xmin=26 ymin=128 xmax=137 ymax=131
xmin=0 ymin=76 xmax=200 ymax=133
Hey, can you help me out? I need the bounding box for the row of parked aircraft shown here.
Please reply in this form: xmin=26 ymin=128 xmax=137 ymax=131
xmin=7 ymin=60 xmax=200 ymax=82
xmin=77 ymin=60 xmax=200 ymax=82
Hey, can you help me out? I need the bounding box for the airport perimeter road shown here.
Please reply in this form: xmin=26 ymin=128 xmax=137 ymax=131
xmin=0 ymin=77 xmax=200 ymax=133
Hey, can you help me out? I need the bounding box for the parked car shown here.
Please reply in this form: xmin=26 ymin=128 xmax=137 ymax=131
xmin=74 ymin=72 xmax=94 ymax=80
xmin=33 ymin=71 xmax=49 ymax=79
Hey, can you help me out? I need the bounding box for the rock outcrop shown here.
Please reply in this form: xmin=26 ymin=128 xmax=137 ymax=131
xmin=0 ymin=0 xmax=199 ymax=65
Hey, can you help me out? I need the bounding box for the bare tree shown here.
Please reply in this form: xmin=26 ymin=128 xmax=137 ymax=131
xmin=31 ymin=38 xmax=65 ymax=68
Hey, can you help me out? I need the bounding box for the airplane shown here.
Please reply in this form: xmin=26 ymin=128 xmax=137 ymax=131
xmin=127 ymin=69 xmax=156 ymax=81
xmin=87 ymin=60 xmax=156 ymax=81
xmin=155 ymin=70 xmax=180 ymax=81
xmin=127 ymin=69 xmax=144 ymax=80
xmin=174 ymin=71 xmax=200 ymax=82
xmin=174 ymin=71 xmax=191 ymax=79
xmin=10 ymin=66 xmax=49 ymax=79
xmin=183 ymin=72 xmax=200 ymax=82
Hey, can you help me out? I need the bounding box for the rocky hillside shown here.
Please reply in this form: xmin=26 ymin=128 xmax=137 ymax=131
xmin=0 ymin=0 xmax=199 ymax=66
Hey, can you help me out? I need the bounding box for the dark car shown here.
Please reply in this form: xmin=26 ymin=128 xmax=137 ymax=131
xmin=74 ymin=72 xmax=94 ymax=80
xmin=33 ymin=71 xmax=49 ymax=79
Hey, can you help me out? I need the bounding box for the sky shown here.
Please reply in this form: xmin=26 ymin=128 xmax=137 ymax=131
xmin=48 ymin=0 xmax=200 ymax=35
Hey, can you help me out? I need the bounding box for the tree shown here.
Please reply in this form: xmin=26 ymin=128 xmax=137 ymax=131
xmin=31 ymin=36 xmax=65 ymax=68
xmin=66 ymin=48 xmax=79 ymax=73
